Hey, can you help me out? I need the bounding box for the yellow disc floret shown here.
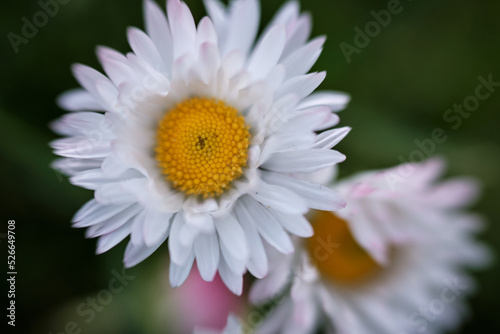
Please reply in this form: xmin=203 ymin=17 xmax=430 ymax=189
xmin=155 ymin=97 xmax=250 ymax=198
xmin=306 ymin=211 xmax=383 ymax=286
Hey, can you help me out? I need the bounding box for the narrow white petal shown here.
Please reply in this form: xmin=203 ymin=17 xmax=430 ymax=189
xmin=202 ymin=0 xmax=226 ymax=37
xmin=71 ymin=64 xmax=117 ymax=111
xmin=282 ymin=36 xmax=325 ymax=79
xmin=263 ymin=149 xmax=346 ymax=174
xmin=262 ymin=171 xmax=346 ymax=211
xmin=130 ymin=209 xmax=147 ymax=246
xmin=168 ymin=213 xmax=193 ymax=265
xmin=51 ymin=137 xmax=111 ymax=159
xmin=96 ymin=219 xmax=134 ymax=254
xmin=143 ymin=208 xmax=173 ymax=247
xmin=282 ymin=14 xmax=311 ymax=58
xmin=276 ymin=72 xmax=326 ymax=101
xmin=218 ymin=254 xmax=244 ymax=295
xmin=267 ymin=209 xmax=313 ymax=237
xmin=222 ymin=0 xmax=260 ymax=57
xmin=94 ymin=178 xmax=144 ymax=205
xmin=127 ymin=27 xmax=166 ymax=74
xmin=266 ymin=1 xmax=299 ymax=28
xmin=168 ymin=0 xmax=197 ymax=59
xmin=73 ymin=203 xmax=131 ymax=228
xmin=194 ymin=231 xmax=220 ymax=281
xmin=73 ymin=198 xmax=99 ymax=222
xmin=298 ymin=91 xmax=351 ymax=111
xmin=52 ymin=158 xmax=101 ymax=176
xmin=97 ymin=46 xmax=138 ymax=86
xmin=50 ymin=111 xmax=105 ymax=136
xmin=197 ymin=16 xmax=218 ymax=46
xmin=247 ymin=25 xmax=286 ymax=80
xmin=123 ymin=231 xmax=168 ymax=267
xmin=169 ymin=252 xmax=195 ymax=287
xmin=85 ymin=204 xmax=142 ymax=238
xmin=219 ymin=240 xmax=246 ymax=275
xmin=240 ymin=196 xmax=294 ymax=254
xmin=144 ymin=0 xmax=173 ymax=72
xmin=57 ymin=89 xmax=103 ymax=112
xmin=313 ymin=127 xmax=351 ymax=149
xmin=234 ymin=201 xmax=268 ymax=278
xmin=249 ymin=179 xmax=308 ymax=214
xmin=215 ymin=214 xmax=248 ymax=261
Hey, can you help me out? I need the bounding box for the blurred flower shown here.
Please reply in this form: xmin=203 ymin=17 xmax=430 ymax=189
xmin=250 ymin=158 xmax=490 ymax=334
xmin=194 ymin=314 xmax=244 ymax=334
xmin=50 ymin=0 xmax=349 ymax=294
xmin=172 ymin=265 xmax=245 ymax=333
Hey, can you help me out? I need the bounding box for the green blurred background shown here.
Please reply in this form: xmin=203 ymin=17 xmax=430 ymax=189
xmin=1 ymin=0 xmax=499 ymax=333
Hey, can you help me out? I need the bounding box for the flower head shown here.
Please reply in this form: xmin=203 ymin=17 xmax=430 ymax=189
xmin=50 ymin=0 xmax=350 ymax=294
xmin=250 ymin=159 xmax=490 ymax=333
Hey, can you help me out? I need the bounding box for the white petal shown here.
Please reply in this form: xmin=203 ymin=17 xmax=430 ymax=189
xmin=169 ymin=251 xmax=195 ymax=287
xmin=51 ymin=137 xmax=111 ymax=159
xmin=194 ymin=231 xmax=220 ymax=281
xmin=249 ymin=179 xmax=308 ymax=214
xmin=52 ymin=158 xmax=101 ymax=176
xmin=312 ymin=127 xmax=351 ymax=149
xmin=215 ymin=214 xmax=248 ymax=262
xmin=144 ymin=0 xmax=173 ymax=73
xmin=203 ymin=0 xmax=226 ymax=37
xmin=267 ymin=209 xmax=313 ymax=237
xmin=298 ymin=90 xmax=350 ymax=111
xmin=143 ymin=208 xmax=173 ymax=247
xmin=50 ymin=111 xmax=105 ymax=136
xmin=96 ymin=219 xmax=134 ymax=254
xmin=247 ymin=24 xmax=286 ymax=80
xmin=219 ymin=240 xmax=246 ymax=275
xmin=196 ymin=16 xmax=218 ymax=46
xmin=221 ymin=0 xmax=260 ymax=57
xmin=71 ymin=64 xmax=118 ymax=111
xmin=94 ymin=178 xmax=144 ymax=205
xmin=282 ymin=13 xmax=311 ymax=58
xmin=281 ymin=107 xmax=335 ymax=136
xmin=276 ymin=71 xmax=326 ymax=101
xmin=97 ymin=46 xmax=138 ymax=86
xmin=282 ymin=36 xmax=325 ymax=79
xmin=262 ymin=171 xmax=346 ymax=211
xmin=101 ymin=153 xmax=130 ymax=177
xmin=127 ymin=27 xmax=166 ymax=74
xmin=168 ymin=212 xmax=193 ymax=265
xmin=167 ymin=0 xmax=197 ymax=59
xmin=263 ymin=149 xmax=346 ymax=174
xmin=234 ymin=201 xmax=268 ymax=278
xmin=57 ymin=89 xmax=103 ymax=112
xmin=73 ymin=203 xmax=131 ymax=228
xmin=73 ymin=198 xmax=99 ymax=222
xmin=240 ymin=196 xmax=294 ymax=254
xmin=266 ymin=1 xmax=299 ymax=29
xmin=85 ymin=204 xmax=142 ymax=238
xmin=218 ymin=254 xmax=243 ymax=295
xmin=182 ymin=211 xmax=215 ymax=235
xmin=123 ymin=231 xmax=168 ymax=267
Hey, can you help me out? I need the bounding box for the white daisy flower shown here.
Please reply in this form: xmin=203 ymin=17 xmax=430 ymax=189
xmin=50 ymin=0 xmax=350 ymax=294
xmin=250 ymin=158 xmax=490 ymax=333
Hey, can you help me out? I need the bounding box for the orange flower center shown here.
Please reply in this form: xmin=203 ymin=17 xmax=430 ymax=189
xmin=155 ymin=98 xmax=250 ymax=198
xmin=306 ymin=211 xmax=383 ymax=285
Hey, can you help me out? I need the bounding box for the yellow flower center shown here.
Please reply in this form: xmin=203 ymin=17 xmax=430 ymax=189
xmin=306 ymin=211 xmax=382 ymax=286
xmin=155 ymin=97 xmax=250 ymax=198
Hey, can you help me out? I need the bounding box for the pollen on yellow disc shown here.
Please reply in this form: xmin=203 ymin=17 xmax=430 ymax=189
xmin=155 ymin=97 xmax=250 ymax=198
xmin=306 ymin=211 xmax=382 ymax=286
